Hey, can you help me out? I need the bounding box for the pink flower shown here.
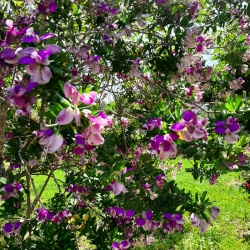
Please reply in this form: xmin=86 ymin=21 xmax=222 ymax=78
xmin=190 ymin=213 xmax=201 ymax=226
xmin=190 ymin=213 xmax=209 ymax=233
xmin=79 ymin=91 xmax=97 ymax=105
xmin=56 ymin=107 xmax=75 ymax=125
xmin=210 ymin=206 xmax=220 ymax=220
xmin=170 ymin=110 xmax=208 ymax=142
xmin=143 ymin=117 xmax=163 ymax=131
xmin=37 ymin=129 xmax=64 ymax=153
xmin=110 ymin=181 xmax=128 ymax=196
xmin=149 ymin=134 xmax=178 ymax=161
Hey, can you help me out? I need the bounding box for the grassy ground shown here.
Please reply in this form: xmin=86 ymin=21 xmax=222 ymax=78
xmin=136 ymin=161 xmax=250 ymax=250
xmin=31 ymin=170 xmax=65 ymax=201
xmin=24 ymin=162 xmax=250 ymax=249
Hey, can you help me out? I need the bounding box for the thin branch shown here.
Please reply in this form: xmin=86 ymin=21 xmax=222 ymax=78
xmin=18 ymin=137 xmax=42 ymax=207
xmin=26 ymin=172 xmax=52 ymax=219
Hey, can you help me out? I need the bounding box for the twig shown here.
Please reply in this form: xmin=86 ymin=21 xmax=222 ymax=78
xmin=18 ymin=137 xmax=42 ymax=207
xmin=26 ymin=172 xmax=52 ymax=219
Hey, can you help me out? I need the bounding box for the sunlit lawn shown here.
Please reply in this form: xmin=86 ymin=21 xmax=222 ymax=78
xmin=19 ymin=162 xmax=250 ymax=249
xmin=136 ymin=161 xmax=250 ymax=250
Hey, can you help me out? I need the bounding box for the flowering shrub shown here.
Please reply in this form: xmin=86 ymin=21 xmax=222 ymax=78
xmin=0 ymin=0 xmax=250 ymax=249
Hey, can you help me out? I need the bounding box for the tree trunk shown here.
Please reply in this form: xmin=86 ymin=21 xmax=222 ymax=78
xmin=0 ymin=101 xmax=10 ymax=176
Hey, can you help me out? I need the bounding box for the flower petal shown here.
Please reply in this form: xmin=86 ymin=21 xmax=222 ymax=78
xmin=87 ymin=133 xmax=104 ymax=146
xmin=56 ymin=107 xmax=75 ymax=125
xmin=18 ymin=56 xmax=36 ymax=64
xmin=214 ymin=125 xmax=226 ymax=134
xmin=40 ymin=33 xmax=54 ymax=41
xmin=225 ymin=133 xmax=238 ymax=144
xmin=26 ymin=82 xmax=38 ymax=92
xmin=135 ymin=218 xmax=146 ymax=226
xmin=182 ymin=110 xmax=193 ymax=122
xmin=171 ymin=122 xmax=185 ymax=132
xmin=46 ymin=134 xmax=64 ymax=153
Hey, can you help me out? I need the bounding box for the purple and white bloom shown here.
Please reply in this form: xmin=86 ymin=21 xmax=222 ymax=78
xmin=105 ymin=207 xmax=135 ymax=225
xmin=121 ymin=117 xmax=129 ymax=127
xmin=237 ymin=153 xmax=248 ymax=166
xmin=3 ymin=222 xmax=22 ymax=235
xmin=65 ymin=183 xmax=90 ymax=197
xmin=73 ymin=112 xmax=113 ymax=151
xmin=56 ymin=107 xmax=75 ymax=125
xmin=190 ymin=213 xmax=201 ymax=226
xmin=112 ymin=240 xmax=130 ymax=250
xmin=51 ymin=210 xmax=71 ymax=225
xmin=227 ymin=162 xmax=238 ymax=170
xmin=18 ymin=48 xmax=52 ymax=84
xmin=110 ymin=181 xmax=128 ymax=196
xmin=170 ymin=110 xmax=208 ymax=142
xmin=127 ymin=57 xmax=142 ymax=78
xmin=209 ymin=174 xmax=219 ymax=185
xmin=22 ymin=27 xmax=54 ymax=43
xmin=1 ymin=182 xmax=22 ymax=200
xmin=1 ymin=47 xmax=23 ymax=64
xmin=56 ymin=82 xmax=98 ymax=126
xmin=199 ymin=218 xmax=208 ymax=233
xmin=8 ymin=163 xmax=21 ymax=171
xmin=3 ymin=19 xmax=27 ymax=46
xmin=135 ymin=210 xmax=153 ymax=231
xmin=143 ymin=117 xmax=163 ymax=131
xmin=149 ymin=133 xmax=178 ymax=161
xmin=7 ymin=81 xmax=37 ymax=115
xmin=163 ymin=213 xmax=184 ymax=232
xmin=37 ymin=207 xmax=54 ymax=222
xmin=155 ymin=173 xmax=165 ymax=188
xmin=38 ymin=0 xmax=57 ymax=14
xmin=37 ymin=128 xmax=64 ymax=153
xmin=79 ymin=91 xmax=97 ymax=105
xmin=214 ymin=117 xmax=240 ymax=144
xmin=229 ymin=77 xmax=245 ymax=90
xmin=190 ymin=213 xmax=208 ymax=233
xmin=210 ymin=206 xmax=220 ymax=220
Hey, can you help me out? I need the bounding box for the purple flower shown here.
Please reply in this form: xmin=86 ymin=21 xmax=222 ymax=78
xmin=149 ymin=133 xmax=178 ymax=161
xmin=214 ymin=117 xmax=240 ymax=144
xmin=155 ymin=173 xmax=165 ymax=188
xmin=1 ymin=182 xmax=22 ymax=200
xmin=209 ymin=174 xmax=218 ymax=185
xmin=3 ymin=222 xmax=22 ymax=235
xmin=8 ymin=163 xmax=21 ymax=171
xmin=135 ymin=210 xmax=153 ymax=231
xmin=190 ymin=213 xmax=208 ymax=233
xmin=105 ymin=207 xmax=135 ymax=225
xmin=238 ymin=153 xmax=248 ymax=165
xmin=163 ymin=213 xmax=184 ymax=233
xmin=143 ymin=117 xmax=163 ymax=131
xmin=38 ymin=0 xmax=57 ymax=14
xmin=210 ymin=206 xmax=220 ymax=220
xmin=170 ymin=110 xmax=208 ymax=142
xmin=112 ymin=240 xmax=130 ymax=250
xmin=110 ymin=181 xmax=128 ymax=196
xmin=5 ymin=132 xmax=13 ymax=138
xmin=22 ymin=27 xmax=54 ymax=43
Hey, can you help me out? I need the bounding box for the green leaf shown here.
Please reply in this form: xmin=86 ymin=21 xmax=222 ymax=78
xmin=72 ymin=3 xmax=78 ymax=14
xmin=55 ymin=92 xmax=71 ymax=108
xmin=245 ymin=69 xmax=250 ymax=77
xmin=113 ymin=160 xmax=127 ymax=171
xmin=110 ymin=227 xmax=118 ymax=240
xmin=49 ymin=103 xmax=63 ymax=117
xmin=0 ymin=177 xmax=7 ymax=185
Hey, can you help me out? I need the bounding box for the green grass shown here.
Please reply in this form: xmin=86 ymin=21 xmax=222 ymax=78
xmin=136 ymin=160 xmax=250 ymax=250
xmin=21 ymin=162 xmax=250 ymax=249
xmin=31 ymin=170 xmax=65 ymax=202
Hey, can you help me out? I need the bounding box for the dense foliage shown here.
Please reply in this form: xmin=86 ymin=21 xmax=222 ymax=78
xmin=0 ymin=0 xmax=250 ymax=249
